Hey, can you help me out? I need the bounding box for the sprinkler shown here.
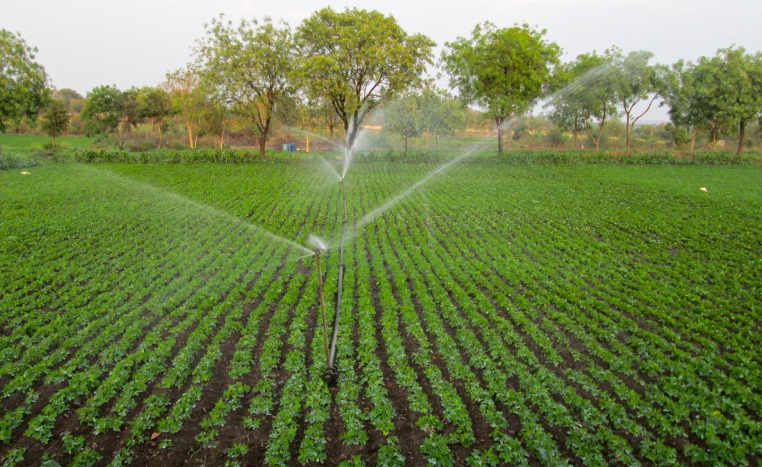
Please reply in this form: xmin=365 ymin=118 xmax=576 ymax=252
xmin=323 ymin=177 xmax=348 ymax=386
xmin=309 ymin=235 xmax=338 ymax=386
xmin=308 ymin=165 xmax=350 ymax=387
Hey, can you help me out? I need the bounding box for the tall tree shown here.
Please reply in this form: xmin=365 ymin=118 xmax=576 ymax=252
xmin=658 ymin=60 xmax=704 ymax=151
xmin=41 ymin=98 xmax=69 ymax=148
xmin=81 ymin=85 xmax=123 ymax=137
xmin=296 ymin=7 xmax=435 ymax=151
xmin=611 ymin=49 xmax=660 ymax=155
xmin=163 ymin=65 xmax=206 ymax=149
xmin=690 ymin=47 xmax=762 ymax=156
xmin=441 ymin=22 xmax=561 ymax=154
xmin=552 ymin=51 xmax=619 ymax=153
xmin=0 ymin=29 xmax=50 ymax=132
xmin=197 ymin=15 xmax=295 ymax=158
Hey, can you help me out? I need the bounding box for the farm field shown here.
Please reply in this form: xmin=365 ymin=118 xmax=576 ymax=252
xmin=1 ymin=159 xmax=761 ymax=466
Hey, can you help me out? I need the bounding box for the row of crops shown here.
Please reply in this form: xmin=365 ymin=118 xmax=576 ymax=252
xmin=1 ymin=160 xmax=761 ymax=465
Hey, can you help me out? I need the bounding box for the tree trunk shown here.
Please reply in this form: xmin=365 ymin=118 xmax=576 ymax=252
xmin=219 ymin=130 xmax=224 ymax=150
xmin=185 ymin=120 xmax=194 ymax=149
xmin=404 ymin=134 xmax=409 ymax=153
xmin=497 ymin=119 xmax=505 ymax=155
xmin=625 ymin=114 xmax=633 ymax=156
xmin=712 ymin=126 xmax=718 ymax=151
xmin=736 ymin=120 xmax=746 ymax=157
xmin=585 ymin=123 xmax=603 ymax=154
xmin=690 ymin=128 xmax=697 ymax=152
xmin=158 ymin=124 xmax=163 ymax=149
xmin=258 ymin=138 xmax=267 ymax=158
xmin=305 ymin=131 xmax=310 ymax=153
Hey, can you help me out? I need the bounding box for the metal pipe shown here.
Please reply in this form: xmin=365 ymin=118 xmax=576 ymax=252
xmin=315 ymin=251 xmax=331 ymax=367
xmin=322 ymin=177 xmax=348 ymax=386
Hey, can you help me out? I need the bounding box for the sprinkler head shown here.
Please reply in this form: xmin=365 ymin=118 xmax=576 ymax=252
xmin=307 ymin=234 xmax=329 ymax=253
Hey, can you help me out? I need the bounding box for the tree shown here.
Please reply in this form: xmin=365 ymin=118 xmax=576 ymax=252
xmin=659 ymin=61 xmax=695 ymax=151
xmin=163 ymin=65 xmax=206 ymax=149
xmin=0 ymin=29 xmax=50 ymax=132
xmin=662 ymin=122 xmax=692 ymax=150
xmin=544 ymin=60 xmax=586 ymax=148
xmin=441 ymin=22 xmax=561 ymax=154
xmin=552 ymin=51 xmax=619 ymax=153
xmin=198 ymin=97 xmax=228 ymax=149
xmin=81 ymin=86 xmax=140 ymax=143
xmin=312 ymin=95 xmax=340 ymax=138
xmin=119 ymin=87 xmax=140 ymax=135
xmin=691 ymin=47 xmax=762 ymax=156
xmin=41 ymin=99 xmax=69 ymax=148
xmin=197 ymin=15 xmax=296 ymax=158
xmin=610 ymin=49 xmax=660 ymax=155
xmin=54 ymin=88 xmax=84 ymax=113
xmin=296 ymin=7 xmax=435 ymax=151
xmin=383 ymin=93 xmax=423 ymax=153
xmin=419 ymin=88 xmax=463 ymax=149
xmin=81 ymin=85 xmax=122 ymax=137
xmin=136 ymin=86 xmax=172 ymax=147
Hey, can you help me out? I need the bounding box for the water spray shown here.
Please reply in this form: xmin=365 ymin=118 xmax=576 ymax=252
xmin=303 ymin=66 xmax=623 ymax=388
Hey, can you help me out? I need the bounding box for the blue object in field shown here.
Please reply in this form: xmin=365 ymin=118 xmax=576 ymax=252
xmin=289 ymin=143 xmax=296 ymax=152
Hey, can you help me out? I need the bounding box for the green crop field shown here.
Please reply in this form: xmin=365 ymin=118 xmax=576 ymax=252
xmin=1 ymin=159 xmax=761 ymax=466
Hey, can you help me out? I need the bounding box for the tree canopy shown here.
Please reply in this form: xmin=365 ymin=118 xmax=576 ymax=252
xmin=691 ymin=47 xmax=762 ymax=156
xmin=163 ymin=65 xmax=206 ymax=148
xmin=4 ymin=10 xmax=762 ymax=156
xmin=196 ymin=15 xmax=296 ymax=157
xmin=41 ymin=98 xmax=70 ymax=148
xmin=610 ymin=49 xmax=660 ymax=155
xmin=0 ymin=29 xmax=50 ymax=132
xmin=547 ymin=51 xmax=620 ymax=153
xmin=659 ymin=47 xmax=762 ymax=155
xmin=296 ymin=7 xmax=435 ymax=151
xmin=81 ymin=85 xmax=123 ymax=137
xmin=441 ymin=22 xmax=561 ymax=153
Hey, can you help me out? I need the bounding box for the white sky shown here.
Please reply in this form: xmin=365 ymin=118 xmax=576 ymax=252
xmin=3 ymin=0 xmax=761 ymax=121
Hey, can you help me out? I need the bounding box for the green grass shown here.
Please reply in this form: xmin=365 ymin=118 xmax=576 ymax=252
xmin=0 ymin=133 xmax=92 ymax=153
xmin=0 ymin=133 xmax=93 ymax=170
xmin=1 ymin=159 xmax=761 ymax=465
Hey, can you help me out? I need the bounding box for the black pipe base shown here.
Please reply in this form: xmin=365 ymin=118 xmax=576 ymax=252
xmin=322 ymin=366 xmax=339 ymax=387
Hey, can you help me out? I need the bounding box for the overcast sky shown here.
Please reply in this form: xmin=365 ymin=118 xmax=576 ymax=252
xmin=4 ymin=0 xmax=762 ymax=117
